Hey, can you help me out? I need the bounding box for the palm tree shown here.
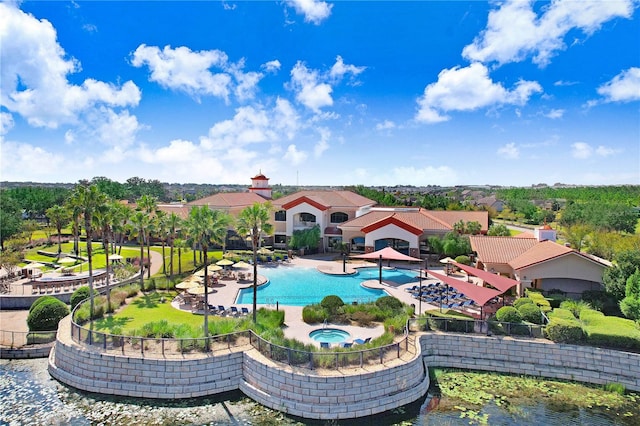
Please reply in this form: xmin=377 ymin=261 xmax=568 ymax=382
xmin=111 ymin=202 xmax=131 ymax=255
xmin=137 ymin=195 xmax=158 ymax=278
xmin=129 ymin=211 xmax=150 ymax=289
xmin=67 ymin=190 xmax=84 ymax=257
xmin=183 ymin=205 xmax=232 ymax=338
xmin=237 ymin=202 xmax=273 ymax=322
xmin=94 ymin=199 xmax=117 ymax=312
xmin=167 ymin=212 xmax=182 ymax=279
xmin=173 ymin=237 xmax=188 ymax=275
xmin=73 ymin=184 xmax=107 ymax=323
xmin=154 ymin=210 xmax=169 ymax=276
xmin=46 ymin=205 xmax=71 ymax=256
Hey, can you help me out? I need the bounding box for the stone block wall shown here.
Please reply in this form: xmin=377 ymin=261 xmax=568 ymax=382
xmin=421 ymin=333 xmax=640 ymax=391
xmin=49 ymin=338 xmax=244 ymax=399
xmin=239 ymin=350 xmax=429 ymax=420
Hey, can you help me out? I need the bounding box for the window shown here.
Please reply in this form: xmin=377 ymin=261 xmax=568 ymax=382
xmin=274 ymin=234 xmax=287 ymax=244
xmin=275 ymin=210 xmax=286 ymax=221
xmin=299 ymin=213 xmax=316 ymax=223
xmin=330 ymin=212 xmax=349 ymax=223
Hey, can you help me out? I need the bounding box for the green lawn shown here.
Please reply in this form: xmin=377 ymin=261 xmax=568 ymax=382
xmin=95 ymin=292 xmax=205 ymax=333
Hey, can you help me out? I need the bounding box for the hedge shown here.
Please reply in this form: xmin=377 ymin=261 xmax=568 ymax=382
xmin=29 ymin=295 xmax=58 ymax=313
xmin=513 ymin=297 xmax=534 ymax=309
xmin=517 ymin=303 xmax=543 ymax=324
xmin=545 ymin=318 xmax=584 ymax=343
xmin=496 ymin=306 xmax=522 ymax=323
xmin=70 ymin=286 xmax=91 ymax=311
xmin=27 ymin=298 xmax=69 ymax=331
xmin=526 ymin=290 xmax=551 ymax=312
xmin=580 ymin=309 xmax=640 ymax=350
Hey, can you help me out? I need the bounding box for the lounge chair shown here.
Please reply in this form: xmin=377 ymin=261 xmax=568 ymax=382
xmin=320 ymin=342 xmax=330 ymax=349
xmin=341 ymin=342 xmax=353 ymax=348
xmin=217 ymin=305 xmax=227 ymax=315
xmin=353 ymin=337 xmax=371 ymax=345
xmin=241 ymin=307 xmax=250 ymax=316
xmin=230 ymin=306 xmax=239 ymax=316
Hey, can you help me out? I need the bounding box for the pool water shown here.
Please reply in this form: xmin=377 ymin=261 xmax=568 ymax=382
xmin=309 ymin=328 xmax=351 ymax=343
xmin=236 ymin=267 xmax=419 ymax=306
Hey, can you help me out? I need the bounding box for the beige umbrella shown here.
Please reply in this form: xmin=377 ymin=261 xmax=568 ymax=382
xmin=58 ymin=257 xmax=77 ymax=264
xmin=187 ymin=285 xmax=215 ymax=295
xmin=439 ymin=257 xmax=455 ymax=264
xmin=109 ymin=254 xmax=124 ymax=261
xmin=194 ymin=265 xmax=223 ymax=276
xmin=216 ymin=259 xmax=234 ymax=266
xmin=185 ymin=275 xmax=202 ymax=282
xmin=176 ymin=280 xmax=200 ymax=290
xmin=232 ymin=261 xmax=251 ymax=269
xmin=257 ymin=247 xmax=273 ymax=255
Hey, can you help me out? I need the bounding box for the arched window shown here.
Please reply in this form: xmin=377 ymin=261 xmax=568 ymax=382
xmin=275 ymin=210 xmax=286 ymax=221
xmin=299 ymin=213 xmax=316 ymax=223
xmin=330 ymin=212 xmax=349 ymax=223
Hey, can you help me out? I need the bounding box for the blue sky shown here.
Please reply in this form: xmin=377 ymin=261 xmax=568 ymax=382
xmin=1 ymin=0 xmax=639 ymax=187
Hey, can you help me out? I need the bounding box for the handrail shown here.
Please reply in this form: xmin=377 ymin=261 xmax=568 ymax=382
xmin=0 ymin=329 xmax=57 ymax=348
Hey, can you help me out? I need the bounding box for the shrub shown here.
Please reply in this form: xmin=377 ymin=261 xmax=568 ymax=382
xmin=620 ymin=296 xmax=640 ymax=321
xmin=561 ymin=300 xmax=593 ymax=318
xmin=375 ymin=296 xmax=403 ymax=313
xmin=302 ymin=305 xmax=326 ymax=323
xmin=604 ymin=383 xmax=626 ymax=395
xmin=454 ymin=255 xmax=471 ymax=265
xmin=517 ymin=303 xmax=543 ymax=324
xmin=320 ymin=295 xmax=344 ymax=314
xmin=350 ymin=310 xmax=375 ymax=326
xmin=549 ymin=308 xmax=577 ymax=320
xmin=527 ymin=291 xmax=551 ymax=312
xmin=27 ymin=298 xmax=69 ymax=331
xmin=545 ymin=318 xmax=584 ymax=343
xmin=580 ymin=308 xmax=640 ymax=350
xmin=581 ymin=290 xmax=620 ymax=316
xmin=427 ymin=311 xmax=475 ymax=333
xmin=29 ymin=295 xmax=57 ymax=313
xmin=513 ymin=297 xmax=534 ymax=309
xmin=70 ymin=286 xmax=92 ymax=311
xmin=495 ymin=306 xmax=522 ymax=323
xmin=384 ymin=314 xmax=408 ymax=334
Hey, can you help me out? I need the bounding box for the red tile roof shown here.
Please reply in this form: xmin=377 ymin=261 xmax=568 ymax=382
xmin=508 ymin=240 xmax=574 ymax=270
xmin=187 ymin=192 xmax=267 ymax=208
xmin=469 ymin=235 xmax=538 ymax=264
xmin=340 ymin=209 xmax=489 ymax=234
xmin=273 ymin=190 xmax=376 ymax=209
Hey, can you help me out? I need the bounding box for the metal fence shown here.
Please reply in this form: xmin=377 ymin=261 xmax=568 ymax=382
xmin=0 ymin=330 xmax=57 ymax=348
xmin=408 ymin=316 xmax=546 ymax=339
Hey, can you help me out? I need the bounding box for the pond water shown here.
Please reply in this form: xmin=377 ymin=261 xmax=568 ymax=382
xmin=1 ymin=358 xmax=636 ymax=425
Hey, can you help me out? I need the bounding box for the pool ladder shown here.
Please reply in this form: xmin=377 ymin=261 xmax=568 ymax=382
xmin=323 ymin=319 xmax=328 ymax=329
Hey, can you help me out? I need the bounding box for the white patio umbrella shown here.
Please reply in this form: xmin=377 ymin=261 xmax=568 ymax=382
xmin=194 ymin=265 xmax=222 ymax=276
xmin=109 ymin=254 xmax=124 ymax=261
xmin=187 ymin=285 xmax=215 ymax=295
xmin=216 ymin=259 xmax=235 ymax=266
xmin=176 ymin=280 xmax=200 ymax=290
xmin=439 ymin=257 xmax=455 ymax=264
xmin=257 ymin=247 xmax=273 ymax=255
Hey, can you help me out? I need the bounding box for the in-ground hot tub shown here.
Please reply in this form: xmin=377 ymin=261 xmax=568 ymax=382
xmin=309 ymin=328 xmax=351 ymax=344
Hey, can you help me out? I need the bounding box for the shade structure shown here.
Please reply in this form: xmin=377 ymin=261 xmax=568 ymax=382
xmin=216 ymin=259 xmax=235 ymax=266
xmin=426 ymin=269 xmax=501 ymax=307
xmin=187 ymin=285 xmax=215 ymax=295
xmin=176 ymin=280 xmax=200 ymax=290
xmin=232 ymin=261 xmax=251 ymax=269
xmin=57 ymin=257 xmax=77 ymax=264
xmin=453 ymin=262 xmax=519 ymax=293
xmin=25 ymin=262 xmax=45 ymax=269
xmin=351 ymin=246 xmax=422 ymax=262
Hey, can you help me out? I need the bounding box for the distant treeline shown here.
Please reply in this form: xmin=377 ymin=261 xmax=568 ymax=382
xmin=496 ymin=186 xmax=640 ymax=205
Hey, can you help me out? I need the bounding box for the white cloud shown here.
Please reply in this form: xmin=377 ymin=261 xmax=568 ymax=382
xmin=314 ymin=127 xmax=330 ymax=157
xmin=596 ymin=67 xmax=640 ymax=103
xmin=554 ymin=80 xmax=578 ymax=86
xmin=0 ymin=3 xmax=141 ymax=128
xmin=0 ymin=141 xmax=65 ymax=180
xmin=544 ymin=108 xmax=565 ymax=119
xmin=415 ymin=63 xmax=542 ymax=123
xmin=375 ymin=120 xmax=396 ymax=131
xmin=283 ymin=144 xmax=308 ymax=165
xmin=262 ymin=60 xmax=281 ymax=73
xmin=571 ymin=142 xmax=593 ymax=159
xmin=595 ymin=145 xmax=620 ymax=157
xmin=0 ymin=112 xmax=14 ymax=136
xmin=329 ymin=55 xmax=366 ymax=84
xmin=462 ymin=0 xmax=635 ymax=67
xmin=289 ymin=61 xmax=333 ymax=112
xmin=497 ymin=142 xmax=520 ymax=159
xmin=286 ymin=0 xmax=332 ymax=25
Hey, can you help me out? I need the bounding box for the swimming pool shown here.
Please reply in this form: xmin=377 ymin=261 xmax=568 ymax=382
xmin=235 ymin=267 xmax=419 ymax=306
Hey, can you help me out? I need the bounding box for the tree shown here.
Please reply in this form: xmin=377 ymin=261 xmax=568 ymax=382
xmin=0 ymin=191 xmax=23 ymax=250
xmin=620 ymin=269 xmax=640 ymax=321
xmin=563 ymin=224 xmax=592 ymax=252
xmin=137 ymin=195 xmax=158 ymax=278
xmin=184 ymin=205 xmax=233 ymax=337
xmin=167 ymin=212 xmax=182 ymax=279
xmin=129 ymin=211 xmax=150 ymax=289
xmin=603 ymin=250 xmax=640 ymax=301
xmin=154 ymin=210 xmax=169 ymax=275
xmin=22 ymin=220 xmax=40 ymax=246
xmin=46 ymin=205 xmax=71 ymax=256
xmin=487 ymin=223 xmax=511 ymax=236
xmin=237 ymin=202 xmax=273 ymax=323
xmin=94 ymin=199 xmax=118 ymax=312
xmin=73 ymin=184 xmax=107 ymax=323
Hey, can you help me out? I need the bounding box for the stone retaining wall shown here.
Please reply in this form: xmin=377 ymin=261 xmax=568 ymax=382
xmin=1 ymin=344 xmax=52 ymax=359
xmin=421 ymin=333 xmax=640 ymax=391
xmin=240 ymin=348 xmax=429 ymax=420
